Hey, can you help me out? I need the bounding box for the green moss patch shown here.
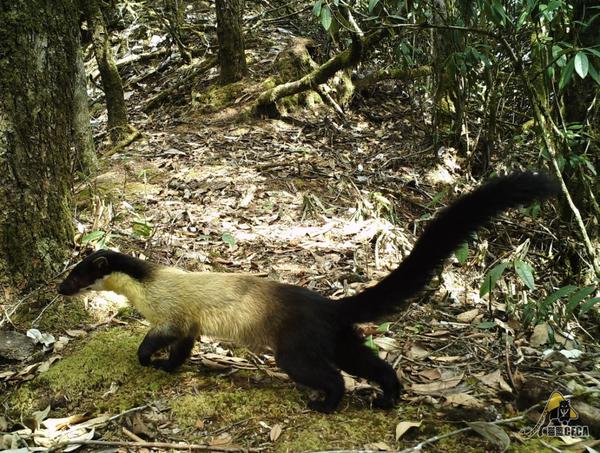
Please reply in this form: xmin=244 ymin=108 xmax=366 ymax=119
xmin=11 ymin=328 xmax=177 ymax=414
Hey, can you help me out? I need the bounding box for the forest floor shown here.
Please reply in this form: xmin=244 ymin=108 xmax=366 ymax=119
xmin=2 ymin=6 xmax=599 ymax=453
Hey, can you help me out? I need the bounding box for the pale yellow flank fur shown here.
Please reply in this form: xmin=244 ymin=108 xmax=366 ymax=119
xmin=101 ymin=268 xmax=280 ymax=349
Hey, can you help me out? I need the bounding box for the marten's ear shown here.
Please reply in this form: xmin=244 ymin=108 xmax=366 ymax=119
xmin=92 ymin=256 xmax=109 ymax=270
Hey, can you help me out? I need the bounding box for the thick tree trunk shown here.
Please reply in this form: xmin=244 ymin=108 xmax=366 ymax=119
xmin=162 ymin=0 xmax=192 ymax=64
xmin=0 ymin=0 xmax=84 ymax=287
xmin=215 ymin=0 xmax=247 ymax=84
xmin=73 ymin=42 xmax=98 ymax=175
xmin=562 ymin=0 xmax=600 ymax=225
xmin=83 ymin=0 xmax=130 ymax=143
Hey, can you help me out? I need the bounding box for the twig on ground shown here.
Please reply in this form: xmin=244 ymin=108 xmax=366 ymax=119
xmin=122 ymin=427 xmax=145 ymax=443
xmin=58 ymin=439 xmax=263 ymax=452
xmin=108 ymin=404 xmax=150 ymax=421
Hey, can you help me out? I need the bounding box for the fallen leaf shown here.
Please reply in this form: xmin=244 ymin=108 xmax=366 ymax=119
xmin=445 ymin=393 xmax=484 ymax=408
xmin=475 ymin=369 xmax=512 ymax=393
xmin=430 ymin=355 xmax=462 ymax=363
xmin=467 ymin=421 xmax=510 ymax=451
xmin=558 ymin=436 xmax=581 ymax=445
xmin=529 ymin=323 xmax=548 ymax=347
xmin=424 ymin=330 xmax=450 ymax=337
xmin=209 ymin=433 xmax=232 ymax=446
xmin=53 ymin=336 xmax=70 ymax=352
xmin=410 ymin=373 xmax=464 ymax=394
xmin=65 ymin=330 xmax=87 ymax=338
xmin=406 ymin=342 xmax=430 ymax=360
xmin=457 ymin=309 xmax=479 ymax=323
xmin=42 ymin=413 xmax=92 ymax=430
xmin=238 ymin=185 xmax=257 ymax=208
xmin=132 ymin=412 xmax=154 ymax=438
xmin=38 ymin=355 xmax=62 ymax=373
xmin=373 ymin=336 xmax=399 ymax=351
xmin=364 ymin=441 xmax=393 ymax=451
xmin=270 ymin=424 xmax=282 ymax=442
xmin=418 ymin=368 xmax=442 ymax=381
xmin=395 ymin=421 xmax=422 ymax=440
xmin=0 ymin=370 xmax=16 ymax=380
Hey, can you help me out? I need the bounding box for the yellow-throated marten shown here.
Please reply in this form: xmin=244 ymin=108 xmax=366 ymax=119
xmin=58 ymin=172 xmax=558 ymax=412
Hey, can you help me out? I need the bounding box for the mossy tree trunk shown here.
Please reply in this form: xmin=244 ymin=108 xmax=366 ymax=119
xmin=73 ymin=41 xmax=98 ymax=175
xmin=215 ymin=0 xmax=247 ymax=84
xmin=0 ymin=0 xmax=86 ymax=287
xmin=83 ymin=0 xmax=130 ymax=143
xmin=431 ymin=0 xmax=466 ymax=150
xmin=162 ymin=0 xmax=192 ymax=64
xmin=562 ymin=0 xmax=600 ymax=225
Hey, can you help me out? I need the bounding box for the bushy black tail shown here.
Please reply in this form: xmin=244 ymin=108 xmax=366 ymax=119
xmin=340 ymin=172 xmax=559 ymax=323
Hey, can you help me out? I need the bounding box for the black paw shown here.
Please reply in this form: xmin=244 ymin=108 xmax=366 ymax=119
xmin=373 ymin=395 xmax=396 ymax=409
xmin=308 ymin=400 xmax=337 ymax=413
xmin=150 ymin=359 xmax=178 ymax=372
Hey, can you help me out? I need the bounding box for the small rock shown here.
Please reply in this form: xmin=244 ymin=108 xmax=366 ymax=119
xmin=0 ymin=331 xmax=35 ymax=361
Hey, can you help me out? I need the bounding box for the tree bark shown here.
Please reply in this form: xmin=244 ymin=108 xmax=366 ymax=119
xmin=215 ymin=0 xmax=247 ymax=84
xmin=73 ymin=40 xmax=98 ymax=175
xmin=562 ymin=0 xmax=600 ymax=229
xmin=0 ymin=0 xmax=85 ymax=287
xmin=162 ymin=0 xmax=192 ymax=64
xmin=431 ymin=0 xmax=466 ymax=149
xmin=83 ymin=0 xmax=130 ymax=143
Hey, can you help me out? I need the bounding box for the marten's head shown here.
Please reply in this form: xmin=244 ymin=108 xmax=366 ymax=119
xmin=58 ymin=250 xmax=153 ymax=296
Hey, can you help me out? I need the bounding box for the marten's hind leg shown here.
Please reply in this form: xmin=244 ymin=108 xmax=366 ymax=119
xmin=275 ymin=335 xmax=344 ymax=413
xmin=335 ymin=329 xmax=400 ymax=408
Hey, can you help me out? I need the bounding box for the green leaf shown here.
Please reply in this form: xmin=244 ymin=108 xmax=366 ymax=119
xmin=559 ymin=57 xmax=575 ymax=90
xmin=517 ymin=9 xmax=529 ymax=30
xmin=312 ymin=0 xmax=322 ymax=17
xmin=427 ymin=189 xmax=447 ymax=207
xmin=514 ymin=260 xmax=535 ymax=290
xmin=321 ymin=5 xmax=332 ymax=31
xmin=574 ymin=52 xmax=589 ymax=79
xmin=580 ymin=297 xmax=600 ymax=314
xmin=542 ymin=285 xmax=578 ymax=309
xmin=81 ymin=231 xmax=105 ymax=244
xmin=377 ymin=322 xmax=391 ymax=332
xmin=97 ymin=233 xmax=111 ymax=249
xmin=455 ymin=242 xmax=469 ymax=264
xmin=480 ymin=262 xmax=509 ymax=297
xmin=368 ymin=0 xmax=380 ymax=14
xmin=365 ymin=335 xmax=377 ymax=351
xmin=132 ymin=220 xmax=152 ymax=238
xmin=588 ymin=63 xmax=600 ymax=86
xmin=490 ymin=0 xmax=507 ymax=26
xmin=552 ymin=45 xmax=567 ymax=67
xmin=587 ymin=48 xmax=600 ymax=58
xmin=584 ymin=158 xmax=597 ymax=176
xmin=477 ymin=321 xmax=497 ymax=330
xmin=566 ymin=285 xmax=597 ymax=314
xmin=221 ymin=232 xmax=236 ymax=248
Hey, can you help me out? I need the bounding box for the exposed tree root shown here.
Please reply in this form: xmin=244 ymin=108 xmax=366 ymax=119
xmin=253 ymin=33 xmax=370 ymax=117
